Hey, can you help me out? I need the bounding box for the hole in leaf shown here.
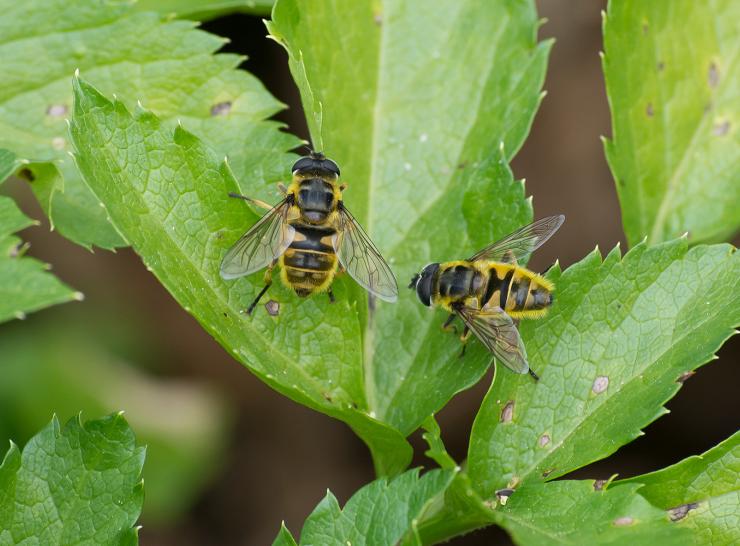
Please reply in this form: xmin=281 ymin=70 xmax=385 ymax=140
xmin=592 ymin=376 xmax=609 ymax=394
xmin=210 ymin=101 xmax=232 ymax=116
xmin=500 ymin=400 xmax=514 ymax=423
xmin=668 ymin=502 xmax=699 ymax=521
xmin=265 ymin=300 xmax=280 ymax=316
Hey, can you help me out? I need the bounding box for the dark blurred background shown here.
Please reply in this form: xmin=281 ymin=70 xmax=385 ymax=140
xmin=2 ymin=1 xmax=737 ymax=544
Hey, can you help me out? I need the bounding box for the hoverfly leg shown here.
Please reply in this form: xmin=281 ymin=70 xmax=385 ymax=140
xmin=246 ymin=266 xmax=274 ymax=315
xmin=228 ymin=192 xmax=273 ymax=211
xmin=441 ymin=313 xmax=458 ymax=334
xmin=277 ymin=182 xmax=288 ymax=195
xmin=459 ymin=325 xmax=471 ymax=358
xmin=528 ymin=368 xmax=540 ymax=382
xmin=327 ymin=288 xmax=336 ymax=304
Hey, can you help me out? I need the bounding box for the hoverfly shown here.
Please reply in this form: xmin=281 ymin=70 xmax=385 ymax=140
xmin=220 ymin=151 xmax=398 ymax=313
xmin=408 ymin=215 xmax=565 ymax=380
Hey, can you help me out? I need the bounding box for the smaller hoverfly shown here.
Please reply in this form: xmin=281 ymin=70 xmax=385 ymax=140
xmin=409 ymin=215 xmax=565 ymax=380
xmin=221 ymin=152 xmax=398 ymax=313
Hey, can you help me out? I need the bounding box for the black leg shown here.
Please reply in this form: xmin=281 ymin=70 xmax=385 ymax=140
xmin=458 ymin=325 xmax=470 ymax=358
xmin=442 ymin=313 xmax=457 ymax=333
xmin=528 ymin=368 xmax=540 ymax=382
xmin=247 ymin=282 xmax=271 ymax=315
xmin=327 ymin=288 xmax=336 ymax=304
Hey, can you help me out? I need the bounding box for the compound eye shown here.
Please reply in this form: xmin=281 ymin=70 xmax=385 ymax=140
xmin=292 ymin=157 xmax=313 ymax=172
xmin=323 ymin=159 xmax=340 ymax=176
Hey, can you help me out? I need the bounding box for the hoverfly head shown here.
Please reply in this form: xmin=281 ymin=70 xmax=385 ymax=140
xmin=292 ymin=152 xmax=340 ymax=178
xmin=412 ymin=263 xmax=439 ymax=307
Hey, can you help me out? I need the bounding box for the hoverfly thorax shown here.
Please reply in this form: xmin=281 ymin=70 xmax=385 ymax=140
xmin=410 ymin=263 xmax=439 ymax=307
xmin=295 ymin=177 xmax=336 ymax=224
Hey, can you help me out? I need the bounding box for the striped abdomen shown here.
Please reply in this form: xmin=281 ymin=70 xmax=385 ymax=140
xmin=482 ymin=263 xmax=554 ymax=319
xmin=280 ymin=224 xmax=338 ymax=297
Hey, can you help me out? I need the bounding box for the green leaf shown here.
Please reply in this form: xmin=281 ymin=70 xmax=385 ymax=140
xmin=603 ymin=0 xmax=740 ymax=245
xmin=0 ymin=414 xmax=144 ymax=545
xmin=619 ymin=432 xmax=740 ymax=545
xmin=0 ymin=0 xmax=298 ymax=250
xmin=495 ymin=480 xmax=691 ymax=545
xmin=134 ymin=0 xmax=274 ymax=20
xmin=286 ymin=468 xmax=454 ymax=546
xmin=69 ymin=77 xmax=411 ymax=476
xmin=0 ymin=149 xmax=19 ymax=183
xmin=0 ymin=155 xmax=81 ymax=322
xmin=421 ymin=416 xmax=457 ymax=471
xmin=267 ymin=0 xmax=550 ymax=439
xmin=0 ymin=318 xmax=230 ymax=524
xmin=468 ymin=239 xmax=739 ymax=497
xmin=271 ymin=523 xmax=298 ymax=546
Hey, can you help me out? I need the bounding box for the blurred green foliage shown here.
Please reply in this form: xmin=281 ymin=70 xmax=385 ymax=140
xmin=0 ymin=314 xmax=232 ymax=524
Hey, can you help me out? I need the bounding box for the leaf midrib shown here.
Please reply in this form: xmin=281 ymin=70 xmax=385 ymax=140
xmin=364 ymin=7 xmax=510 ymax=421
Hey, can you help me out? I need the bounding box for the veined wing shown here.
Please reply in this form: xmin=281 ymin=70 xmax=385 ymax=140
xmin=333 ymin=202 xmax=398 ymax=302
xmin=456 ymin=305 xmax=529 ymax=374
xmin=468 ymin=215 xmax=564 ymax=264
xmin=220 ymin=198 xmax=295 ymax=280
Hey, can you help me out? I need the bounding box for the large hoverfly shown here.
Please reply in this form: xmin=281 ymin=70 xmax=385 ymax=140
xmin=409 ymin=215 xmax=565 ymax=380
xmin=220 ymin=152 xmax=398 ymax=313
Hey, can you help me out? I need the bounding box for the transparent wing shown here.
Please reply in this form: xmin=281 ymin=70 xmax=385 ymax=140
xmin=333 ymin=203 xmax=399 ymax=302
xmin=456 ymin=305 xmax=529 ymax=374
xmin=220 ymin=198 xmax=295 ymax=280
xmin=468 ymin=215 xmax=565 ymax=264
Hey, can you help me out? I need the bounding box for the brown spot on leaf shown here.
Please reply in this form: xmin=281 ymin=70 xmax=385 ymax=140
xmin=713 ymin=120 xmax=730 ymax=136
xmin=210 ymin=101 xmax=232 ymax=116
xmin=593 ymin=479 xmax=608 ymax=491
xmin=657 ymin=61 xmax=665 ymax=72
xmin=613 ymin=516 xmax=634 ymax=527
xmin=500 ymin=400 xmax=514 ymax=423
xmin=265 ymin=300 xmax=280 ymax=316
xmin=542 ymin=468 xmax=555 ymax=478
xmin=708 ymin=62 xmax=719 ymax=88
xmin=677 ymin=370 xmax=695 ymax=383
xmin=668 ymin=502 xmax=699 ymax=521
xmin=46 ymin=104 xmax=68 ymax=117
xmin=646 ymin=103 xmax=654 ymax=117
xmin=457 ymin=161 xmax=468 ymax=170
xmin=592 ymin=375 xmax=609 ymax=394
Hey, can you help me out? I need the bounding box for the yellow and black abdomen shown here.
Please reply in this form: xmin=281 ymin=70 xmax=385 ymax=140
xmin=484 ymin=263 xmax=554 ymax=319
xmin=280 ymin=223 xmax=338 ymax=297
